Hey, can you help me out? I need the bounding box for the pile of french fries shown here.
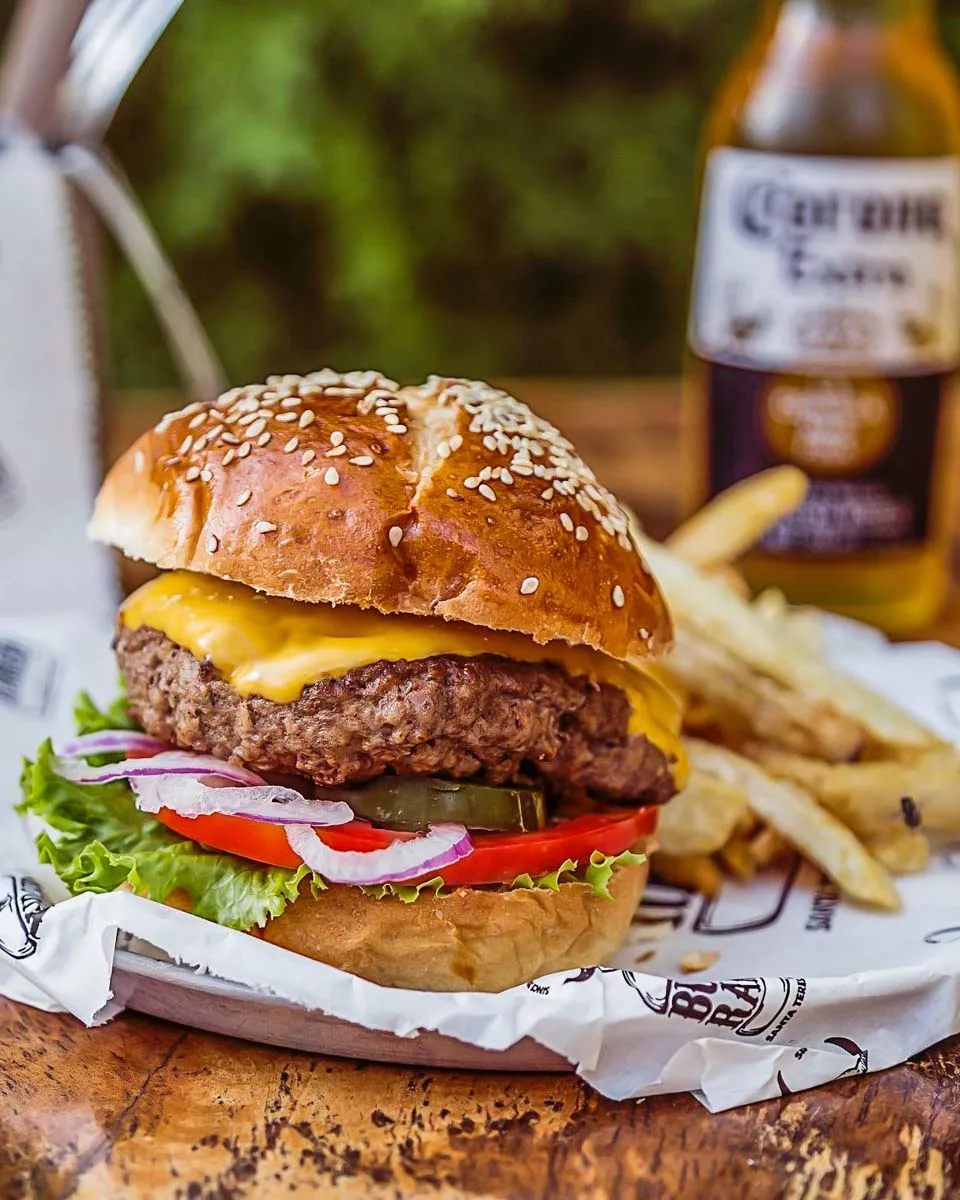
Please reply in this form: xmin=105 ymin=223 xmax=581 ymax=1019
xmin=639 ymin=467 xmax=959 ymax=912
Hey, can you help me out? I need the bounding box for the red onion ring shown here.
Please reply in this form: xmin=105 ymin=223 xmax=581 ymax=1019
xmin=54 ymin=750 xmax=265 ymax=787
xmin=55 ymin=729 xmax=169 ymax=758
xmin=131 ymin=775 xmax=353 ymax=826
xmin=285 ymin=822 xmax=473 ymax=884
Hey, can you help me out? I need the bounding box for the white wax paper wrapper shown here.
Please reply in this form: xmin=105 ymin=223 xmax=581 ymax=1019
xmin=0 ymin=136 xmax=115 ymax=620
xmin=2 ymin=613 xmax=960 ymax=1112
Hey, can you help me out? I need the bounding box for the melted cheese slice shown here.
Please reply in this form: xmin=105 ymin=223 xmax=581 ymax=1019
xmin=122 ymin=571 xmax=685 ymax=775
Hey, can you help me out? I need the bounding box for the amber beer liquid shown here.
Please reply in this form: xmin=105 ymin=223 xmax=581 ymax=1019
xmin=687 ymin=0 xmax=960 ymax=633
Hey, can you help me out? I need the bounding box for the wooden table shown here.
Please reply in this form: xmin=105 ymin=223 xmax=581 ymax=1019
xmin=3 ymin=381 xmax=959 ymax=1199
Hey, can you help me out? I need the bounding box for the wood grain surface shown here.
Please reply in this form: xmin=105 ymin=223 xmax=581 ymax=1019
xmin=3 ymin=380 xmax=958 ymax=1199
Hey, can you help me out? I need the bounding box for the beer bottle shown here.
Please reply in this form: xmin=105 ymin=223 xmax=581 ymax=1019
xmin=687 ymin=0 xmax=960 ymax=634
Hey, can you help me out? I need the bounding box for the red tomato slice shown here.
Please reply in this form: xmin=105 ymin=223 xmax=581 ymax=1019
xmin=155 ymin=806 xmax=658 ymax=887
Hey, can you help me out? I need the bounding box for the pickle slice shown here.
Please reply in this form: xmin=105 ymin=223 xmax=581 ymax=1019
xmin=329 ymin=776 xmax=547 ymax=833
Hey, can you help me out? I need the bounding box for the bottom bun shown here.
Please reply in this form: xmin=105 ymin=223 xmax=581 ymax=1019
xmin=261 ymin=859 xmax=648 ymax=992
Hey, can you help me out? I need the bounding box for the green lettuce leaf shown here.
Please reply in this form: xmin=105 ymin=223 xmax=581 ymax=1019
xmin=359 ymin=877 xmax=446 ymax=903
xmin=18 ymin=739 xmax=310 ymax=930
xmin=74 ymin=688 xmax=138 ymax=735
xmin=510 ymin=848 xmax=646 ymax=900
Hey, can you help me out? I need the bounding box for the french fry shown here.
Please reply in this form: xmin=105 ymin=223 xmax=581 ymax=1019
xmin=651 ymin=852 xmax=724 ymax=898
xmin=717 ymin=834 xmax=758 ymax=880
xmin=639 ymin=535 xmax=942 ymax=758
xmin=753 ymin=589 xmax=824 ymax=655
xmin=666 ymin=631 xmax=863 ymax=761
xmin=748 ymin=825 xmax=788 ymax=869
xmin=746 ymin=743 xmax=960 ymax=836
xmin=864 ymin=827 xmax=931 ymax=876
xmin=707 ymin=563 xmax=752 ymax=600
xmin=667 ymin=466 xmax=809 ymax=568
xmin=685 ymin=738 xmax=901 ymax=911
xmin=656 ymin=769 xmax=749 ymax=856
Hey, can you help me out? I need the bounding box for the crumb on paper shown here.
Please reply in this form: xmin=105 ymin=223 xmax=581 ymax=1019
xmin=679 ymin=950 xmax=720 ymax=974
xmin=630 ymin=919 xmax=676 ymax=942
xmin=633 ymin=950 xmax=656 ymax=965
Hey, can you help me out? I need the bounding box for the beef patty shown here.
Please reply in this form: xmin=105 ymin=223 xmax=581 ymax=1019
xmin=116 ymin=624 xmax=677 ymax=804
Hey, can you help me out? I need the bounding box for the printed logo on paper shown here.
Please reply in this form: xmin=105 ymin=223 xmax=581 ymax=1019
xmin=0 ymin=875 xmax=48 ymax=959
xmin=0 ymin=447 xmax=20 ymax=521
xmin=563 ymin=969 xmax=806 ymax=1042
xmin=0 ymin=639 xmax=59 ymax=717
xmin=777 ymin=1036 xmax=869 ymax=1095
xmin=631 ymin=976 xmax=807 ymax=1041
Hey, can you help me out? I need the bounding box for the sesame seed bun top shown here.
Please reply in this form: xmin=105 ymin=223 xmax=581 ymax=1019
xmin=89 ymin=370 xmax=672 ymax=663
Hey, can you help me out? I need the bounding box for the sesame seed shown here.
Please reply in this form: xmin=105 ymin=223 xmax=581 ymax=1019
xmin=483 ymin=435 xmax=497 ymax=452
xmin=280 ymin=396 xmax=302 ymax=408
xmin=449 ymin=434 xmax=463 ymax=451
xmin=257 ymin=432 xmax=271 ymax=446
xmin=236 ymin=489 xmax=252 ymax=506
xmin=520 ymin=576 xmax=539 ymax=595
xmin=437 ymin=441 xmax=451 ymax=459
xmin=284 ymin=437 xmax=299 ymax=454
xmin=324 ymin=467 xmax=340 ymax=485
xmin=247 ymin=418 xmax=267 ymax=438
xmin=376 ymin=407 xmax=396 ymax=418
xmin=478 ymin=483 xmax=497 ymax=502
xmin=181 ymin=401 xmax=203 ymax=416
xmin=221 ymin=432 xmax=239 ymax=445
xmin=349 ymin=455 xmax=373 ymax=466
xmin=388 ymin=525 xmax=403 ymax=547
xmin=208 ymin=425 xmax=224 ymax=440
xmin=501 ymin=469 xmax=513 ymax=485
xmin=446 ymin=488 xmax=462 ymax=500
xmin=479 ymin=466 xmax=493 ymax=481
xmin=540 ymin=488 xmax=554 ymax=501
xmin=276 ymin=412 xmax=298 ymax=423
xmin=223 ymin=449 xmax=236 ymax=466
xmin=189 ymin=412 xmax=207 ymax=429
xmin=200 ymin=468 xmax=213 ymax=482
xmin=370 ymin=441 xmax=386 ymax=455
xmin=325 ymin=445 xmax=347 ymax=457
xmin=391 ymin=424 xmax=408 ymax=434
xmin=237 ymin=412 xmax=259 ymax=426
xmin=178 ymin=435 xmax=194 ymax=455
xmin=330 ymin=430 xmax=344 ymax=446
xmin=302 ymin=449 xmax=316 ymax=466
xmin=612 ymin=585 xmax=625 ymax=608
xmin=618 ymin=533 xmax=632 ymax=552
xmin=639 ymin=626 xmax=650 ymax=640
xmin=237 ymin=442 xmax=251 ymax=458
xmin=560 ymin=512 xmax=574 ymax=532
xmin=299 ymin=410 xmax=316 ymax=429
xmin=193 ymin=436 xmax=208 ymax=452
xmin=464 ymin=477 xmax=479 ymax=489
xmin=207 ymin=535 xmax=219 ymax=553
xmin=185 ymin=465 xmax=201 ymax=481
xmin=575 ymin=525 xmax=588 ymax=541
xmin=255 ymin=521 xmax=277 ymax=534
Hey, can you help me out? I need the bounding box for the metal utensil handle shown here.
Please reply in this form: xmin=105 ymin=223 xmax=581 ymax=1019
xmin=61 ymin=143 xmax=227 ymax=401
xmin=58 ymin=0 xmax=182 ymax=145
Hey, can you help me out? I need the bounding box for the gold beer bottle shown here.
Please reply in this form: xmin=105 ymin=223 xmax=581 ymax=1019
xmin=687 ymin=0 xmax=960 ymax=633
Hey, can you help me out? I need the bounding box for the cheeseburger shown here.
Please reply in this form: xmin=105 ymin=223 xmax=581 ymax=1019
xmin=21 ymin=370 xmax=685 ymax=991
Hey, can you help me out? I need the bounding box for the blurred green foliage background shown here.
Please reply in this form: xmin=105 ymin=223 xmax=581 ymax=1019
xmin=8 ymin=1 xmax=960 ymax=386
xmin=105 ymin=0 xmax=757 ymax=386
